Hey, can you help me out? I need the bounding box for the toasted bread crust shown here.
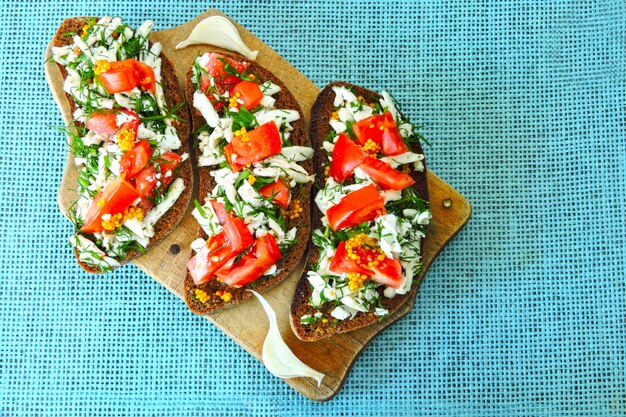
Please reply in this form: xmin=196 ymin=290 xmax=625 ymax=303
xmin=183 ymin=53 xmax=312 ymax=314
xmin=290 ymin=82 xmax=429 ymax=341
xmin=53 ymin=18 xmax=192 ymax=273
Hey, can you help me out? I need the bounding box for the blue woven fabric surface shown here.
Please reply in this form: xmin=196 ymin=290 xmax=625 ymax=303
xmin=1 ymin=0 xmax=625 ymax=415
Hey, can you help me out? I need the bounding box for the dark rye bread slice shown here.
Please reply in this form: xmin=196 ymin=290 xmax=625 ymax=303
xmin=290 ymin=82 xmax=429 ymax=341
xmin=52 ymin=18 xmax=192 ymax=273
xmin=183 ymin=52 xmax=312 ymax=315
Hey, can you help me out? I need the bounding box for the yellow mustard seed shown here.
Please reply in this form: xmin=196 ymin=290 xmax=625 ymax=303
xmin=195 ymin=289 xmax=210 ymax=303
xmin=101 ymin=212 xmax=123 ymax=232
xmin=348 ymin=272 xmax=367 ymax=291
xmin=93 ymin=59 xmax=111 ymax=75
xmin=122 ymin=207 xmax=144 ymax=222
xmin=284 ymin=199 xmax=302 ymax=220
xmin=116 ymin=129 xmax=135 ymax=152
xmin=362 ymin=138 xmax=381 ymax=155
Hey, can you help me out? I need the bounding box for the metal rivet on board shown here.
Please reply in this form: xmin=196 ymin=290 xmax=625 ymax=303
xmin=442 ymin=199 xmax=452 ymax=209
xmin=169 ymin=244 xmax=181 ymax=255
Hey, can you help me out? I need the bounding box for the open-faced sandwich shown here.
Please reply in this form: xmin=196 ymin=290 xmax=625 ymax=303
xmin=51 ymin=17 xmax=192 ymax=273
xmin=184 ymin=52 xmax=314 ymax=314
xmin=290 ymin=82 xmax=431 ymax=341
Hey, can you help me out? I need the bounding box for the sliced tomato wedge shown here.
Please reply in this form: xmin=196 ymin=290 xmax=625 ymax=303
xmin=329 ymin=133 xmax=367 ymax=182
xmin=81 ymin=176 xmax=139 ymax=233
xmin=187 ymin=231 xmax=231 ymax=285
xmin=328 ymin=241 xmax=371 ymax=276
xmin=98 ymin=59 xmax=155 ymax=94
xmin=223 ymin=143 xmax=247 ymax=171
xmin=258 ymin=179 xmax=290 ymax=209
xmin=326 ymin=184 xmax=386 ymax=231
xmin=86 ymin=108 xmax=139 ymax=140
xmin=221 ymin=213 xmax=255 ymax=255
xmin=133 ymin=61 xmax=156 ymax=92
xmin=187 ymin=201 xmax=255 ymax=285
xmin=137 ymin=198 xmax=154 ymax=212
xmin=231 ymin=80 xmax=264 ymax=110
xmin=86 ymin=111 xmax=117 ymax=140
xmin=352 ymin=111 xmax=409 ymax=156
xmin=216 ymin=234 xmax=282 ymax=288
xmin=369 ymin=257 xmax=402 ymax=288
xmin=119 ymin=140 xmax=152 ymax=179
xmin=154 ymin=151 xmax=182 ymax=189
xmin=98 ymin=67 xmax=136 ymax=95
xmin=133 ymin=151 xmax=182 ymax=199
xmin=359 ymin=156 xmax=415 ymax=190
xmin=134 ymin=165 xmax=158 ymax=199
xmin=209 ymin=200 xmax=230 ymax=224
xmin=199 ymin=52 xmax=248 ymax=108
xmin=329 ymin=241 xmax=402 ymax=288
xmin=118 ymin=108 xmax=141 ymax=133
xmin=228 ymin=122 xmax=282 ymax=171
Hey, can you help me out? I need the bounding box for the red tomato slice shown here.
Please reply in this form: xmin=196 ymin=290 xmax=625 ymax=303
xmin=352 ymin=111 xmax=409 ymax=156
xmin=208 ymin=200 xmax=254 ymax=254
xmin=328 ymin=241 xmax=371 ymax=276
xmin=217 ymin=234 xmax=282 ymax=288
xmin=223 ymin=143 xmax=247 ymax=172
xmin=118 ymin=108 xmax=140 ymax=133
xmin=329 ymin=241 xmax=402 ymax=288
xmin=256 ymin=233 xmax=282 ymax=263
xmin=329 ymin=133 xmax=367 ymax=182
xmin=134 ymin=165 xmax=157 ymax=199
xmin=133 ymin=151 xmax=183 ymax=199
xmin=187 ymin=231 xmax=231 ymax=285
xmin=216 ymin=253 xmax=266 ymax=288
xmin=258 ymin=179 xmax=290 ymax=209
xmin=133 ymin=61 xmax=156 ymax=92
xmin=98 ymin=68 xmax=137 ymax=95
xmin=222 ymin=215 xmax=255 ymax=255
xmin=359 ymin=156 xmax=415 ymax=191
xmin=199 ymin=53 xmax=248 ymax=99
xmin=228 ymin=122 xmax=282 ymax=170
xmin=187 ymin=202 xmax=255 ymax=285
xmin=369 ymin=257 xmax=402 ymax=288
xmin=154 ymin=151 xmax=182 ymax=189
xmin=86 ymin=108 xmax=139 ymax=140
xmin=137 ymin=198 xmax=153 ymax=212
xmin=98 ymin=59 xmax=156 ymax=94
xmin=209 ymin=200 xmax=230 ymax=224
xmin=81 ymin=176 xmax=140 ymax=233
xmin=231 ymin=80 xmax=264 ymax=110
xmin=86 ymin=111 xmax=118 ymax=140
xmin=120 ymin=140 xmax=152 ymax=179
xmin=326 ymin=184 xmax=386 ymax=231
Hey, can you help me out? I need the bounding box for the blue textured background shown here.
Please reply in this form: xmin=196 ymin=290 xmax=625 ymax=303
xmin=1 ymin=0 xmax=625 ymax=415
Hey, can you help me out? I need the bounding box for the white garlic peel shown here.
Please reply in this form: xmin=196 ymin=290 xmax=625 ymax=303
xmin=176 ymin=16 xmax=259 ymax=60
xmin=249 ymin=290 xmax=325 ymax=386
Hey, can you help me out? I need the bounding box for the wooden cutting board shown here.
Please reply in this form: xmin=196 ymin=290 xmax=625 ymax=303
xmin=44 ymin=9 xmax=472 ymax=401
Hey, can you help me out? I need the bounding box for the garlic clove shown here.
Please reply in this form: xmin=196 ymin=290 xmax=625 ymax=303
xmin=249 ymin=290 xmax=325 ymax=386
xmin=176 ymin=16 xmax=259 ymax=60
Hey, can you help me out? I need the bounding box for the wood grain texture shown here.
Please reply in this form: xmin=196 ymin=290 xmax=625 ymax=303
xmin=44 ymin=9 xmax=472 ymax=401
